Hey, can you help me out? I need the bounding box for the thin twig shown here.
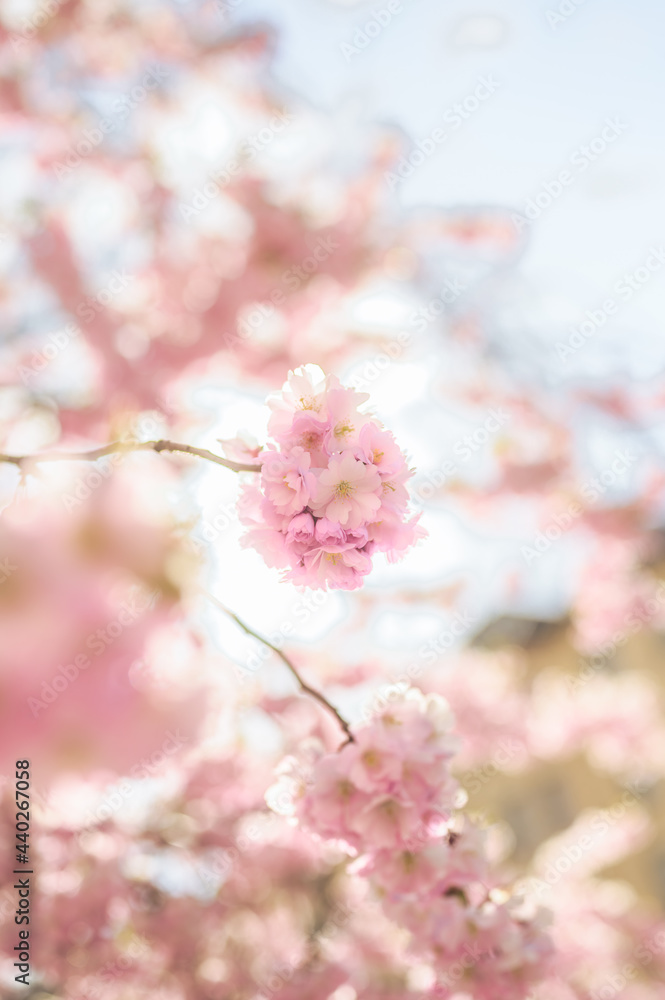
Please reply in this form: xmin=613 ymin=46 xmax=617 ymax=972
xmin=207 ymin=593 xmax=355 ymax=746
xmin=0 ymin=439 xmax=262 ymax=474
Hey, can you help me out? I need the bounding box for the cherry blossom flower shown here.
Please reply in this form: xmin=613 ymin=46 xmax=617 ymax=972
xmin=269 ymin=688 xmax=553 ymax=996
xmin=260 ymin=447 xmax=316 ymax=516
xmin=311 ymin=451 xmax=382 ymax=527
xmin=238 ymin=364 xmax=425 ymax=589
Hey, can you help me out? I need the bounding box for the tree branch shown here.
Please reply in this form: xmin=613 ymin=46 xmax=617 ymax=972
xmin=207 ymin=593 xmax=355 ymax=746
xmin=0 ymin=439 xmax=262 ymax=474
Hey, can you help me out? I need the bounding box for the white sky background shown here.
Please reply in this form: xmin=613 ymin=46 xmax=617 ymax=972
xmin=226 ymin=0 xmax=665 ymax=353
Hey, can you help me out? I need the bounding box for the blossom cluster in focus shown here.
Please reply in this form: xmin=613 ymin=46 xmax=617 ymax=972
xmin=236 ymin=364 xmax=425 ymax=590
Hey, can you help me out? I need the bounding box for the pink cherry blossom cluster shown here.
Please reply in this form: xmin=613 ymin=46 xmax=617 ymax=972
xmin=237 ymin=364 xmax=425 ymax=590
xmin=269 ymin=688 xmax=553 ymax=996
xmin=280 ymin=687 xmax=460 ymax=850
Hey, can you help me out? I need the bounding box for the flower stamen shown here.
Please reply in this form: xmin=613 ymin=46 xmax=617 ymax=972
xmin=298 ymin=395 xmax=320 ymax=411
xmin=334 ymin=480 xmax=355 ymax=498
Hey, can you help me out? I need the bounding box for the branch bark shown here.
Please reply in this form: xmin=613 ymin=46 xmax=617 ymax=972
xmin=207 ymin=594 xmax=355 ymax=746
xmin=0 ymin=439 xmax=262 ymax=474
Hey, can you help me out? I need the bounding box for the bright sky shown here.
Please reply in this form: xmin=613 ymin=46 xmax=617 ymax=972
xmin=230 ymin=0 xmax=665 ymax=375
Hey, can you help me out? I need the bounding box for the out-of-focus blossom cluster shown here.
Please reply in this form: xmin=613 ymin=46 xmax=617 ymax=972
xmin=283 ymin=688 xmax=459 ymax=848
xmin=270 ymin=688 xmax=553 ymax=996
xmin=1 ymin=644 xmax=665 ymax=998
xmin=0 ymin=462 xmax=208 ymax=779
xmin=236 ymin=364 xmax=424 ymax=589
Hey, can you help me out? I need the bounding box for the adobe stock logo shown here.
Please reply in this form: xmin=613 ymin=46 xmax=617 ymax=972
xmin=555 ymin=247 xmax=665 ymax=362
xmin=521 ymin=449 xmax=638 ymax=563
xmin=512 ymin=118 xmax=627 ymax=232
xmin=385 ymin=76 xmax=500 ymax=191
xmin=545 ymin=0 xmax=588 ymax=28
xmin=340 ymin=1 xmax=403 ymax=62
xmin=413 ymin=408 xmax=510 ymax=502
